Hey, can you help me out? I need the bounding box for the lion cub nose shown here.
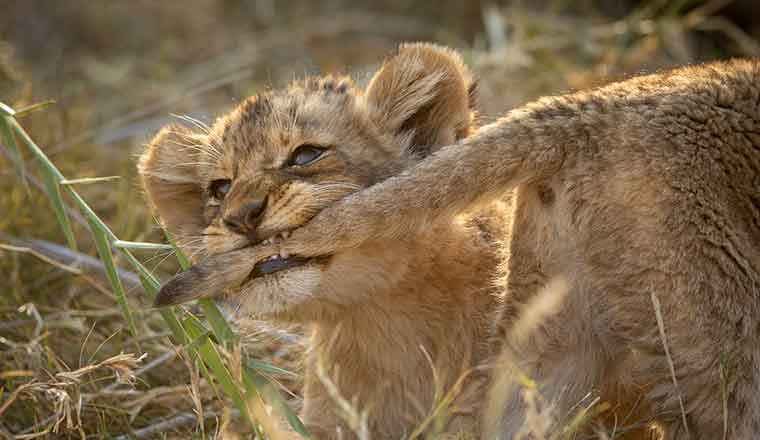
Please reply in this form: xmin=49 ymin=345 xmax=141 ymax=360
xmin=223 ymin=198 xmax=267 ymax=235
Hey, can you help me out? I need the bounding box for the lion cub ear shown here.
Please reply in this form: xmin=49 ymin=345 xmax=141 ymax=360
xmin=138 ymin=124 xmax=207 ymax=240
xmin=365 ymin=42 xmax=477 ymax=156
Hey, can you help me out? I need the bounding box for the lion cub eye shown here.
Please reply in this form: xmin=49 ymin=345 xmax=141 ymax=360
xmin=288 ymin=144 xmax=326 ymax=167
xmin=209 ymin=179 xmax=231 ymax=200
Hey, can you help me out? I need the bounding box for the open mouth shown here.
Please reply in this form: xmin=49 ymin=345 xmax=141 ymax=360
xmin=252 ymin=254 xmax=311 ymax=277
xmin=240 ymin=230 xmax=330 ymax=283
xmin=242 ymin=254 xmax=331 ymax=286
xmin=248 ymin=231 xmax=309 ymax=278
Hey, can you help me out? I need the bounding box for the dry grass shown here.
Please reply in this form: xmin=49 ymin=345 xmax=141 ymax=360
xmin=1 ymin=1 xmax=758 ymax=438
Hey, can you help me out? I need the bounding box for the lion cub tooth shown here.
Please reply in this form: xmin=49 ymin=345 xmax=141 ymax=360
xmin=281 ymin=231 xmax=290 ymax=239
xmin=280 ymin=251 xmax=290 ymax=259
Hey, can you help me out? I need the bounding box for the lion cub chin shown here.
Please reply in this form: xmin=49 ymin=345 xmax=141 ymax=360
xmin=140 ymin=44 xmax=505 ymax=438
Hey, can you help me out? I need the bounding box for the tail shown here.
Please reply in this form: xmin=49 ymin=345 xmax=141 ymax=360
xmin=370 ymin=94 xmax=590 ymax=239
xmin=277 ymin=93 xmax=603 ymax=259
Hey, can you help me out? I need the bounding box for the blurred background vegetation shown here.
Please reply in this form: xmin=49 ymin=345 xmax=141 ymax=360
xmin=1 ymin=1 xmax=759 ymax=438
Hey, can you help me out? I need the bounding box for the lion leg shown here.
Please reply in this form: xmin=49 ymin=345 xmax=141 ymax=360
xmin=579 ymin=260 xmax=760 ymax=440
xmin=487 ymin=287 xmax=609 ymax=439
xmin=632 ymin=318 xmax=760 ymax=440
xmin=638 ymin=349 xmax=760 ymax=440
xmin=487 ymin=187 xmax=612 ymax=438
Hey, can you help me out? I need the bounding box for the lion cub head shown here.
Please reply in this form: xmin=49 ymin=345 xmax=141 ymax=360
xmin=139 ymin=43 xmax=477 ymax=320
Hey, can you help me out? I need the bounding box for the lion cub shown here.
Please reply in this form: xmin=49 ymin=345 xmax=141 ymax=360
xmin=140 ymin=44 xmax=504 ymax=438
xmin=162 ymin=50 xmax=760 ymax=437
xmin=252 ymin=56 xmax=760 ymax=438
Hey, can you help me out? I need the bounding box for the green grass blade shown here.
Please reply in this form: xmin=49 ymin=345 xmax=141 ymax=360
xmin=199 ymin=299 xmax=236 ymax=348
xmin=112 ymin=240 xmax=173 ymax=251
xmin=7 ymin=116 xmax=164 ymax=288
xmin=0 ymin=116 xmax=28 ymax=190
xmin=14 ymin=100 xmax=56 ymax=117
xmin=141 ymin=265 xmax=222 ymax=402
xmin=8 ymin=117 xmax=65 ymax=180
xmin=119 ymin=248 xmax=165 ymax=292
xmin=0 ymin=102 xmax=15 ymax=116
xmin=5 ymin=107 xmax=309 ymax=437
xmin=40 ymin=170 xmax=79 ymax=251
xmin=246 ymin=359 xmax=298 ymax=377
xmin=166 ymin=232 xmax=237 ymax=347
xmin=183 ymin=314 xmax=254 ymax=428
xmin=165 ymin=231 xmax=191 ymax=270
xmin=5 ymin=106 xmax=144 ymax=341
xmin=116 ymin=246 xmax=211 ymax=384
xmin=60 ymin=176 xmax=121 ymax=185
xmin=7 ymin=117 xmax=161 ymax=292
xmin=88 ymin=219 xmax=139 ymax=341
xmin=168 ymin=231 xmax=308 ymax=435
xmin=244 ymin=365 xmax=312 ymax=438
xmin=168 ymin=234 xmax=247 ymax=406
xmin=7 ymin=117 xmax=79 ymax=251
xmin=138 ymin=274 xmax=187 ymax=344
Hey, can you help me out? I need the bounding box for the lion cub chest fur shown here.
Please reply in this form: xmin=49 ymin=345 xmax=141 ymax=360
xmin=140 ymin=44 xmax=508 ymax=438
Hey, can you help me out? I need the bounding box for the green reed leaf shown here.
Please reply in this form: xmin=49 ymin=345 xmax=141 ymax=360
xmin=4 ymin=104 xmax=307 ymax=437
xmin=0 ymin=102 xmax=15 ymax=116
xmin=244 ymin=365 xmax=312 ymax=438
xmin=166 ymin=233 xmax=237 ymax=347
xmin=183 ymin=314 xmax=254 ymax=427
xmin=0 ymin=115 xmax=28 ymax=191
xmin=14 ymin=100 xmax=56 ymax=117
xmin=246 ymin=359 xmax=298 ymax=377
xmin=88 ymin=219 xmax=139 ymax=341
xmin=60 ymin=175 xmax=121 ymax=186
xmin=40 ymin=170 xmax=79 ymax=252
xmin=112 ymin=240 xmax=173 ymax=251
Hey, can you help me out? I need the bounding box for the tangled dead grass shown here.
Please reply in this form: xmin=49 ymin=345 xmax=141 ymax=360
xmin=0 ymin=352 xmax=146 ymax=438
xmin=1 ymin=1 xmax=758 ymax=438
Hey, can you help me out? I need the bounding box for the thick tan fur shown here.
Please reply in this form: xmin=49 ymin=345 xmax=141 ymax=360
xmin=273 ymin=56 xmax=760 ymax=438
xmin=140 ymin=44 xmax=505 ymax=438
xmin=192 ymin=55 xmax=760 ymax=438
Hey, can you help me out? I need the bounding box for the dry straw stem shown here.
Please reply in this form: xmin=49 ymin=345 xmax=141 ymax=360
xmin=0 ymin=234 xmax=143 ymax=288
xmin=59 ymin=175 xmax=121 ymax=186
xmin=0 ymin=353 xmax=147 ymax=437
xmin=315 ymin=359 xmax=371 ymax=440
xmin=55 ymin=352 xmax=147 ymax=385
xmin=484 ymin=277 xmax=572 ymax=438
xmin=0 ymin=242 xmax=83 ymax=275
xmin=408 ymin=346 xmax=474 ymax=439
xmin=650 ymin=290 xmax=690 ymax=438
xmin=117 ymin=409 xmax=237 ymax=440
xmin=0 ymin=103 xmax=310 ymax=438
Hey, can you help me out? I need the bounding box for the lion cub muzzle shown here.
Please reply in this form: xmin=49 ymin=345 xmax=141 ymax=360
xmin=222 ymin=198 xmax=267 ymax=237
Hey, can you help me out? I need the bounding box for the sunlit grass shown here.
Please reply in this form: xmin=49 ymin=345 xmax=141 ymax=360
xmin=0 ymin=104 xmax=309 ymax=438
xmin=1 ymin=1 xmax=754 ymax=437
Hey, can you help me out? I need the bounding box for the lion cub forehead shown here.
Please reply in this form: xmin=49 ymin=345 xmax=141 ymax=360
xmin=213 ymin=76 xmax=373 ymax=160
